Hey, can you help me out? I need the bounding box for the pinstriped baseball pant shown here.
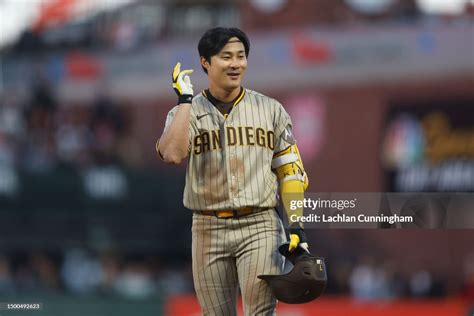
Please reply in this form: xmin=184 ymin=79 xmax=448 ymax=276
xmin=191 ymin=208 xmax=286 ymax=316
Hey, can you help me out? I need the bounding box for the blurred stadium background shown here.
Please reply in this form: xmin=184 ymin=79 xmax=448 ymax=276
xmin=0 ymin=0 xmax=473 ymax=315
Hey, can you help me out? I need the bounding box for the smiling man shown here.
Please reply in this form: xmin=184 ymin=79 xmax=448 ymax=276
xmin=157 ymin=27 xmax=310 ymax=315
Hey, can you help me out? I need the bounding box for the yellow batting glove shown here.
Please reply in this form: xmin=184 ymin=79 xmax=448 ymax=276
xmin=289 ymin=234 xmax=300 ymax=252
xmin=288 ymin=224 xmax=309 ymax=253
xmin=172 ymin=62 xmax=194 ymax=104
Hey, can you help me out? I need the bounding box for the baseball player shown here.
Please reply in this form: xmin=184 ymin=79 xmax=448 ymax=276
xmin=157 ymin=27 xmax=310 ymax=315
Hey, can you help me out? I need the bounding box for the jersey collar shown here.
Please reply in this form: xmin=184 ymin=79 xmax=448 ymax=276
xmin=202 ymin=87 xmax=246 ymax=107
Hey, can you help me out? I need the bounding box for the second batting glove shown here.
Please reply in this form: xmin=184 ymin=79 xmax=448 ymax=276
xmin=289 ymin=223 xmax=309 ymax=253
xmin=172 ymin=62 xmax=194 ymax=104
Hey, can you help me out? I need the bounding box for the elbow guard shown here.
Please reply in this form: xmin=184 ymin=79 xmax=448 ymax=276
xmin=272 ymin=145 xmax=309 ymax=191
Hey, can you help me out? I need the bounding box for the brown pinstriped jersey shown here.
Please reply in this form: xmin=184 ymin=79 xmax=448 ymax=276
xmin=163 ymin=88 xmax=294 ymax=211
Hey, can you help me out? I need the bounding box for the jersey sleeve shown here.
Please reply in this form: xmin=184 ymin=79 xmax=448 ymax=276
xmin=163 ymin=106 xmax=179 ymax=132
xmin=164 ymin=105 xmax=196 ymax=137
xmin=273 ymin=101 xmax=296 ymax=154
xmin=157 ymin=106 xmax=196 ymax=158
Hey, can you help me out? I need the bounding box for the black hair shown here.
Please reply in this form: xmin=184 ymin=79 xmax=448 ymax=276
xmin=198 ymin=27 xmax=250 ymax=74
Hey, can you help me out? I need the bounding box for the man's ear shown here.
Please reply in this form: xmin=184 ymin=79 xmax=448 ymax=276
xmin=200 ymin=56 xmax=210 ymax=70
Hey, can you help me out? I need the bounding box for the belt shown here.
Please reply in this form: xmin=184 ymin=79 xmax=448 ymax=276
xmin=194 ymin=207 xmax=265 ymax=219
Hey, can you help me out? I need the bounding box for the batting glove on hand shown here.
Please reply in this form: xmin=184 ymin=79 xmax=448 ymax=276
xmin=289 ymin=223 xmax=309 ymax=253
xmin=172 ymin=62 xmax=194 ymax=104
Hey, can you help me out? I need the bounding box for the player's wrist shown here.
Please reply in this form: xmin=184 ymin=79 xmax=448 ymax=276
xmin=178 ymin=94 xmax=193 ymax=105
xmin=289 ymin=223 xmax=307 ymax=243
xmin=289 ymin=221 xmax=304 ymax=231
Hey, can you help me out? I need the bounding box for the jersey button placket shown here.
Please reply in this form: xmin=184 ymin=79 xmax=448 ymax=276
xmin=225 ymin=116 xmax=237 ymax=208
xmin=228 ymin=152 xmax=237 ymax=206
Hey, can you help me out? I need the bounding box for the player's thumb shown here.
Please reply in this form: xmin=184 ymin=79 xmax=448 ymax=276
xmin=183 ymin=75 xmax=193 ymax=87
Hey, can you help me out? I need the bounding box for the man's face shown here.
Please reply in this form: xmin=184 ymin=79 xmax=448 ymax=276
xmin=201 ymin=37 xmax=247 ymax=91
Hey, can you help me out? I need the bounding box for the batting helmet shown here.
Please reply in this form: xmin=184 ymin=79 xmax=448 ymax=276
xmin=258 ymin=243 xmax=327 ymax=304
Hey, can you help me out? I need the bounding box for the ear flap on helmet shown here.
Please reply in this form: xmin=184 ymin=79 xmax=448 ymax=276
xmin=258 ymin=243 xmax=327 ymax=304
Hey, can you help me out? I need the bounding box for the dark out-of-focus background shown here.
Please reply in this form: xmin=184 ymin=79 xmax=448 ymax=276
xmin=0 ymin=0 xmax=473 ymax=315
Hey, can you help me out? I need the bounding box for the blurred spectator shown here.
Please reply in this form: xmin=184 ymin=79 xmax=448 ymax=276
xmin=0 ymin=255 xmax=15 ymax=294
xmin=113 ymin=257 xmax=157 ymax=300
xmin=409 ymin=269 xmax=432 ymax=297
xmin=349 ymin=255 xmax=394 ymax=300
xmin=21 ymin=84 xmax=58 ymax=172
xmin=20 ymin=128 xmax=57 ymax=172
xmin=55 ymin=107 xmax=93 ymax=167
xmin=30 ymin=252 xmax=61 ymax=292
xmin=409 ymin=268 xmax=447 ymax=298
xmin=61 ymin=248 xmax=102 ymax=295
xmin=13 ymin=253 xmax=40 ymax=293
xmin=9 ymin=87 xmax=137 ymax=171
xmin=325 ymin=258 xmax=352 ymax=294
xmin=98 ymin=252 xmax=121 ymax=295
xmin=0 ymin=131 xmax=15 ymax=167
xmin=0 ymin=93 xmax=25 ymax=140
xmin=383 ymin=261 xmax=406 ymax=298
xmin=113 ymin=21 xmax=139 ymax=51
xmin=115 ymin=106 xmax=144 ymax=169
xmin=90 ymin=96 xmax=124 ymax=165
xmin=0 ymin=94 xmax=24 ymax=168
xmin=428 ymin=272 xmax=448 ymax=298
xmin=0 ymin=248 xmax=462 ymax=299
xmin=156 ymin=263 xmax=194 ymax=296
xmin=116 ymin=132 xmax=144 ymax=168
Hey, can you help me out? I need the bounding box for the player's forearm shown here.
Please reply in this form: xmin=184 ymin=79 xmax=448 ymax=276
xmin=280 ymin=179 xmax=305 ymax=227
xmin=158 ymin=103 xmax=192 ymax=164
